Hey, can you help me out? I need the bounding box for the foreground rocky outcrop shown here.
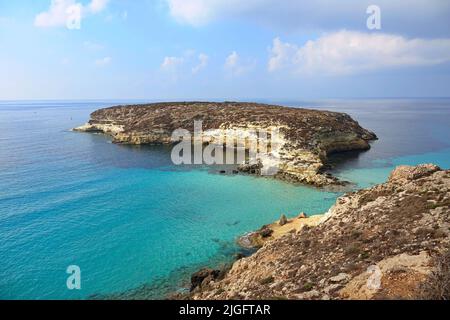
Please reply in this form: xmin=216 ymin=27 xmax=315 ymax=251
xmin=237 ymin=213 xmax=324 ymax=249
xmin=74 ymin=102 xmax=376 ymax=186
xmin=191 ymin=164 xmax=450 ymax=300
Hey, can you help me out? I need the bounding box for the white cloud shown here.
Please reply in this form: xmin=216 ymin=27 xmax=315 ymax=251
xmin=166 ymin=0 xmax=271 ymax=26
xmin=224 ymin=51 xmax=254 ymax=76
xmin=268 ymin=37 xmax=298 ymax=72
xmin=161 ymin=56 xmax=184 ymax=71
xmin=166 ymin=0 xmax=219 ymax=26
xmin=268 ymin=31 xmax=450 ymax=76
xmin=95 ymin=56 xmax=112 ymax=66
xmin=165 ymin=0 xmax=450 ymax=37
xmin=192 ymin=53 xmax=209 ymax=74
xmin=34 ymin=0 xmax=109 ymax=28
xmin=88 ymin=0 xmax=109 ymax=14
xmin=225 ymin=51 xmax=239 ymax=69
xmin=35 ymin=0 xmax=76 ymax=27
xmin=224 ymin=51 xmax=240 ymax=76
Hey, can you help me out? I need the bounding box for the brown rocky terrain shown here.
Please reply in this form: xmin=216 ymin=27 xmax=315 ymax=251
xmin=191 ymin=164 xmax=450 ymax=300
xmin=74 ymin=102 xmax=376 ymax=187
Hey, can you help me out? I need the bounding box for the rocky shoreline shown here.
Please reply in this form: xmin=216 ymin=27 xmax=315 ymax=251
xmin=237 ymin=213 xmax=324 ymax=249
xmin=74 ymin=104 xmax=449 ymax=300
xmin=74 ymin=102 xmax=377 ymax=187
xmin=189 ymin=164 xmax=450 ymax=300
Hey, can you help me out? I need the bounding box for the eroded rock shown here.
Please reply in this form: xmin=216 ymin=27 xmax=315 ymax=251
xmin=279 ymin=215 xmax=288 ymax=226
xmin=74 ymin=102 xmax=377 ymax=187
xmin=389 ymin=164 xmax=441 ymax=183
xmin=190 ymin=268 xmax=221 ymax=292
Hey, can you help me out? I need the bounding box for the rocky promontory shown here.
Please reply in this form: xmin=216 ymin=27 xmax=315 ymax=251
xmin=191 ymin=164 xmax=450 ymax=300
xmin=75 ymin=102 xmax=376 ymax=186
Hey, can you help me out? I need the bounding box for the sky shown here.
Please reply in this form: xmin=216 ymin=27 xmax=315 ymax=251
xmin=0 ymin=0 xmax=450 ymax=100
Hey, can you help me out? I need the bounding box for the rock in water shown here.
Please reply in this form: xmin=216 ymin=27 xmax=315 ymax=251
xmin=259 ymin=226 xmax=273 ymax=238
xmin=74 ymin=102 xmax=377 ymax=187
xmin=279 ymin=214 xmax=288 ymax=226
xmin=190 ymin=268 xmax=221 ymax=292
xmin=298 ymin=212 xmax=308 ymax=219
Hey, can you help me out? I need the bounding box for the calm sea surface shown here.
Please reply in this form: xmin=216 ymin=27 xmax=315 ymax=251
xmin=0 ymin=99 xmax=449 ymax=299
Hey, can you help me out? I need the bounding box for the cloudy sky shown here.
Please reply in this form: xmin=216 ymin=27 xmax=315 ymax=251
xmin=1 ymin=0 xmax=450 ymax=100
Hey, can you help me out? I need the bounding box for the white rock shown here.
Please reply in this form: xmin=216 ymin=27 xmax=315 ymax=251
xmin=330 ymin=273 xmax=350 ymax=283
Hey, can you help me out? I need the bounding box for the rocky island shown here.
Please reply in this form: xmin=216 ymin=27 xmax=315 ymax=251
xmin=190 ymin=164 xmax=450 ymax=300
xmin=75 ymin=102 xmax=377 ymax=186
xmin=74 ymin=103 xmax=449 ymax=300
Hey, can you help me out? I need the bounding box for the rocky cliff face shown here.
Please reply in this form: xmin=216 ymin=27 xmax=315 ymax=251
xmin=75 ymin=102 xmax=376 ymax=186
xmin=191 ymin=164 xmax=450 ymax=300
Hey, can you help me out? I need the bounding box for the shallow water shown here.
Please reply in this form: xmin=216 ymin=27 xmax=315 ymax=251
xmin=0 ymin=99 xmax=449 ymax=299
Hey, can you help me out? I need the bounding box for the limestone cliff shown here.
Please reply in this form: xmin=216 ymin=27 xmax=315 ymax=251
xmin=191 ymin=164 xmax=450 ymax=300
xmin=75 ymin=102 xmax=376 ymax=186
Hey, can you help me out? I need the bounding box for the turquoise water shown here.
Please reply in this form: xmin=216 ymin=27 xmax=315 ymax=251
xmin=0 ymin=99 xmax=449 ymax=299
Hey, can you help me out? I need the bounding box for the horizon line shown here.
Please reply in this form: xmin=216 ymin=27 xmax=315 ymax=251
xmin=1 ymin=97 xmax=450 ymax=103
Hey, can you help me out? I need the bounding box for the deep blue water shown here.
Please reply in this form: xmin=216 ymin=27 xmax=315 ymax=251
xmin=301 ymin=99 xmax=450 ymax=187
xmin=0 ymin=99 xmax=449 ymax=299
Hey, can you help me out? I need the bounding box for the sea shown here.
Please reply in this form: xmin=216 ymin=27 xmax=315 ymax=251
xmin=0 ymin=98 xmax=449 ymax=299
